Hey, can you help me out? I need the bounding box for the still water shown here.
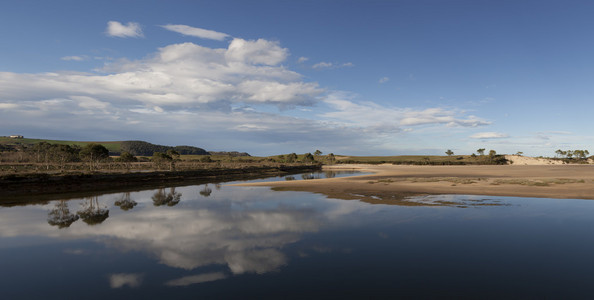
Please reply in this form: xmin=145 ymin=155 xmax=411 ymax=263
xmin=2 ymin=171 xmax=594 ymax=299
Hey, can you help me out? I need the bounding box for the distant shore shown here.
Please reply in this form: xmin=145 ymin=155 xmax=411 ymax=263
xmin=235 ymin=164 xmax=594 ymax=202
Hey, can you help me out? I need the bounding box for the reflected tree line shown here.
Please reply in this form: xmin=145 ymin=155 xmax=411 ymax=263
xmin=46 ymin=183 xmax=223 ymax=229
xmin=47 ymin=184 xmax=228 ymax=228
xmin=285 ymin=171 xmax=339 ymax=181
xmin=47 ymin=196 xmax=109 ymax=228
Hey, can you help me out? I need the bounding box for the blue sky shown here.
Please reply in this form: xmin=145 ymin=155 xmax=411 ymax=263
xmin=1 ymin=0 xmax=594 ymax=156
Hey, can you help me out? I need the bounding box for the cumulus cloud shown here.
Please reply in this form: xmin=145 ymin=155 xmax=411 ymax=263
xmin=0 ymin=38 xmax=320 ymax=109
xmin=106 ymin=21 xmax=143 ymax=38
xmin=297 ymin=56 xmax=309 ymax=63
xmin=0 ymin=30 xmax=493 ymax=155
xmin=470 ymin=132 xmax=509 ymax=139
xmin=379 ymin=77 xmax=389 ymax=84
xmin=160 ymin=24 xmax=229 ymax=41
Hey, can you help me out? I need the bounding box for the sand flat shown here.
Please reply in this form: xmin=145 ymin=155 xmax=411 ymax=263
xmin=234 ymin=164 xmax=594 ymax=201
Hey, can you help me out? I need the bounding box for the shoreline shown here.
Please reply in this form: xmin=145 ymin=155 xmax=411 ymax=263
xmin=233 ymin=164 xmax=594 ymax=202
xmin=0 ymin=165 xmax=321 ymax=205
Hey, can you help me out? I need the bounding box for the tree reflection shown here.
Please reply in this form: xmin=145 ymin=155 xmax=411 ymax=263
xmin=152 ymin=187 xmax=182 ymax=206
xmin=77 ymin=196 xmax=109 ymax=225
xmin=301 ymin=174 xmax=315 ymax=180
xmin=47 ymin=200 xmax=79 ymax=228
xmin=199 ymin=184 xmax=212 ymax=197
xmin=324 ymin=171 xmax=337 ymax=178
xmin=114 ymin=192 xmax=137 ymax=211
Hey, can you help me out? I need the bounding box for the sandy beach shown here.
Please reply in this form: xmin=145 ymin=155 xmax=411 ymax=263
xmin=235 ymin=164 xmax=594 ymax=203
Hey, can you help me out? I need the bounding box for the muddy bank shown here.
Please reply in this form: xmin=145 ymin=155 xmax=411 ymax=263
xmin=0 ymin=165 xmax=321 ymax=205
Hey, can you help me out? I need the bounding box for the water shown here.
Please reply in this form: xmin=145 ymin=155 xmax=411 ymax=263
xmin=2 ymin=172 xmax=594 ymax=298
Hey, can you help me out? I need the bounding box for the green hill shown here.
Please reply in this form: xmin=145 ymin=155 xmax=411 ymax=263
xmin=0 ymin=137 xmax=209 ymax=156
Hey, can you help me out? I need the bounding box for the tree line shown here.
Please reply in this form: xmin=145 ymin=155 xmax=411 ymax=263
xmin=120 ymin=141 xmax=209 ymax=156
xmin=555 ymin=149 xmax=590 ymax=160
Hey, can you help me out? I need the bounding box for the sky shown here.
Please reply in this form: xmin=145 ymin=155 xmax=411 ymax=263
xmin=1 ymin=0 xmax=594 ymax=156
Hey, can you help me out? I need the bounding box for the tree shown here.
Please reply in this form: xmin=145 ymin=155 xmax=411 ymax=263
xmin=152 ymin=152 xmax=173 ymax=170
xmin=166 ymin=149 xmax=180 ymax=160
xmin=118 ymin=151 xmax=137 ymax=162
xmin=477 ymin=148 xmax=486 ymax=156
xmin=489 ymin=150 xmax=497 ymax=157
xmin=286 ymin=153 xmax=298 ymax=163
xmin=445 ymin=149 xmax=454 ymax=156
xmin=80 ymin=143 xmax=109 ymax=170
xmin=314 ymin=150 xmax=323 ymax=156
xmin=302 ymin=153 xmax=315 ymax=163
xmin=516 ymin=151 xmax=523 ymax=156
xmin=327 ymin=153 xmax=336 ymax=164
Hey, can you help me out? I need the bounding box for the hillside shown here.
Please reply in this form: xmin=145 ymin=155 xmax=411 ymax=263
xmin=0 ymin=136 xmax=216 ymax=156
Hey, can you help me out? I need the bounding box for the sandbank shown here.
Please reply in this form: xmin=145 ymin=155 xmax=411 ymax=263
xmin=234 ymin=164 xmax=594 ymax=203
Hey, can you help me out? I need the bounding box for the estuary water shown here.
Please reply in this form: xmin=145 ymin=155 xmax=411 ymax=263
xmin=2 ymin=171 xmax=594 ymax=299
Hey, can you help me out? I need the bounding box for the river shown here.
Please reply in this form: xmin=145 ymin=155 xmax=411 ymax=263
xmin=1 ymin=170 xmax=594 ymax=298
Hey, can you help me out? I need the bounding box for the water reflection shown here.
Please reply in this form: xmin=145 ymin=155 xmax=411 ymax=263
xmin=199 ymin=184 xmax=212 ymax=197
xmin=152 ymin=187 xmax=182 ymax=207
xmin=114 ymin=192 xmax=137 ymax=211
xmin=47 ymin=200 xmax=79 ymax=228
xmin=77 ymin=196 xmax=109 ymax=225
xmin=13 ymin=184 xmax=324 ymax=276
xmin=6 ymin=172 xmax=594 ymax=298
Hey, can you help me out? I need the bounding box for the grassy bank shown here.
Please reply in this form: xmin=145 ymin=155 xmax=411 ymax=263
xmin=0 ymin=164 xmax=321 ymax=205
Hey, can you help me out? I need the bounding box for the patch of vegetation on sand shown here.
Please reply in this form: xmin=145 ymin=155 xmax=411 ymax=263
xmin=490 ymin=178 xmax=585 ymax=186
xmin=368 ymin=177 xmax=478 ymax=185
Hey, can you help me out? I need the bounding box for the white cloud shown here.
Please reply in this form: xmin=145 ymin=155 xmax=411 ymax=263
xmin=109 ymin=273 xmax=143 ymax=288
xmin=0 ymin=30 xmax=495 ymax=155
xmin=0 ymin=39 xmax=320 ymax=108
xmin=312 ymin=61 xmax=354 ymax=69
xmin=0 ymin=103 xmax=18 ymax=110
xmin=165 ymin=272 xmax=227 ymax=286
xmin=379 ymin=77 xmax=389 ymax=84
xmin=297 ymin=56 xmax=309 ymax=63
xmin=226 ymin=38 xmax=288 ymax=65
xmin=106 ymin=21 xmax=143 ymax=38
xmin=470 ymin=132 xmax=509 ymax=139
xmin=321 ymin=93 xmax=491 ymax=133
xmin=160 ymin=24 xmax=229 ymax=41
xmin=312 ymin=62 xmax=333 ymax=69
xmin=61 ymin=56 xmax=85 ymax=61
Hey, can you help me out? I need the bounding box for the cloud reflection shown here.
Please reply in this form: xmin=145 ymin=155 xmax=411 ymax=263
xmin=109 ymin=273 xmax=144 ymax=288
xmin=165 ymin=272 xmax=227 ymax=286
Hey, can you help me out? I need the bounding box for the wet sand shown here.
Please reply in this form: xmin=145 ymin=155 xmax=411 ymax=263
xmin=235 ymin=164 xmax=594 ymax=201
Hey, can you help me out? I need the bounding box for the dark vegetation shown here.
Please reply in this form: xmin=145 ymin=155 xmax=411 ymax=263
xmin=120 ymin=141 xmax=209 ymax=156
xmin=0 ymin=136 xmax=240 ymax=156
xmin=552 ymin=149 xmax=591 ymax=164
